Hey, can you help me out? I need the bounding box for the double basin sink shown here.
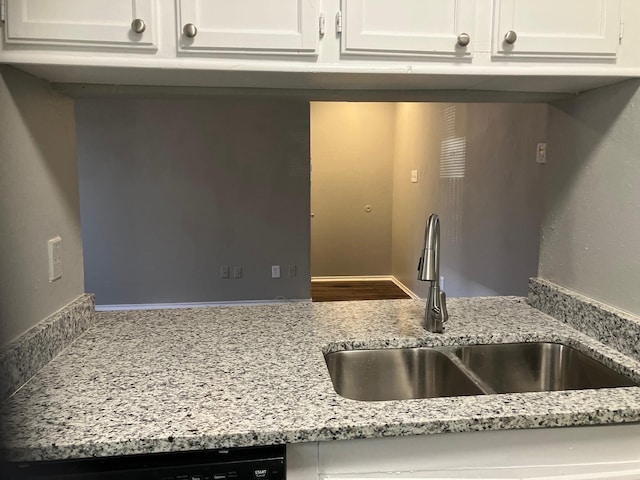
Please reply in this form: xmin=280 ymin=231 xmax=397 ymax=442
xmin=324 ymin=342 xmax=639 ymax=401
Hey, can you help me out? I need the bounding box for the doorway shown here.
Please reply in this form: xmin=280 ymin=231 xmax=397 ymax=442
xmin=309 ymin=102 xmax=411 ymax=301
xmin=309 ymin=101 xmax=547 ymax=302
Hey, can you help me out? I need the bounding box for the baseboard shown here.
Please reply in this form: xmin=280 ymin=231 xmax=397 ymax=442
xmin=311 ymin=275 xmax=421 ymax=300
xmin=311 ymin=275 xmax=395 ymax=282
xmin=390 ymin=277 xmax=421 ymax=300
xmin=96 ymin=298 xmax=312 ymax=312
xmin=98 ymin=277 xmax=422 ymax=312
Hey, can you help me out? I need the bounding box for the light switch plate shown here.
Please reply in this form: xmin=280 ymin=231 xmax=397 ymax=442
xmin=48 ymin=236 xmax=62 ymax=282
xmin=536 ymin=143 xmax=547 ymax=164
xmin=411 ymin=170 xmax=418 ymax=183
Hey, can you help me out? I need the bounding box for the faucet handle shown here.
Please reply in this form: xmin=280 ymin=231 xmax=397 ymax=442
xmin=439 ymin=291 xmax=448 ymax=323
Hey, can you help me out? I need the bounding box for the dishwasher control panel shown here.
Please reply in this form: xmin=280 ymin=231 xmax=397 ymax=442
xmin=2 ymin=445 xmax=286 ymax=480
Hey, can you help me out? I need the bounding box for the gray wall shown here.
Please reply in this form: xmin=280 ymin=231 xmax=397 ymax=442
xmin=391 ymin=103 xmax=441 ymax=294
xmin=392 ymin=102 xmax=547 ymax=298
xmin=310 ymin=102 xmax=396 ymax=277
xmin=76 ymin=97 xmax=310 ymax=305
xmin=0 ymin=66 xmax=84 ymax=345
xmin=540 ymin=79 xmax=640 ymax=315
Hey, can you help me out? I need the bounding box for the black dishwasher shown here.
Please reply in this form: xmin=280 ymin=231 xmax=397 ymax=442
xmin=2 ymin=444 xmax=285 ymax=480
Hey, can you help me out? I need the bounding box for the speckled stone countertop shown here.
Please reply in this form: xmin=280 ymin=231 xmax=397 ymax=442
xmin=3 ymin=297 xmax=640 ymax=462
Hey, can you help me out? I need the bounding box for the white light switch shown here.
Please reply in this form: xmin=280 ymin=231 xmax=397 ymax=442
xmin=411 ymin=170 xmax=418 ymax=183
xmin=48 ymin=236 xmax=62 ymax=282
xmin=536 ymin=143 xmax=547 ymax=164
xmin=271 ymin=265 xmax=281 ymax=278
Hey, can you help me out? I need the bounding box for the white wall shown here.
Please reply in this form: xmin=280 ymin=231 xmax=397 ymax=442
xmin=310 ymin=102 xmax=396 ymax=277
xmin=540 ymin=79 xmax=640 ymax=315
xmin=76 ymin=97 xmax=310 ymax=305
xmin=0 ymin=66 xmax=84 ymax=345
xmin=391 ymin=102 xmax=547 ymax=298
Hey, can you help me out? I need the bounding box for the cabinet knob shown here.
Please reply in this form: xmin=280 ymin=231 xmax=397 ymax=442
xmin=183 ymin=23 xmax=198 ymax=38
xmin=504 ymin=30 xmax=518 ymax=45
xmin=131 ymin=18 xmax=146 ymax=34
xmin=457 ymin=33 xmax=470 ymax=47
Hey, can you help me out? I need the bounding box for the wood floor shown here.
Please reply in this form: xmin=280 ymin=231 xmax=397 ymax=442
xmin=311 ymin=280 xmax=411 ymax=302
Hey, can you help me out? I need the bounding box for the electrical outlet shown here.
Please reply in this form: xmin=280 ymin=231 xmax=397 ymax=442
xmin=233 ymin=266 xmax=242 ymax=278
xmin=48 ymin=236 xmax=62 ymax=282
xmin=271 ymin=265 xmax=281 ymax=278
xmin=288 ymin=265 xmax=296 ymax=277
xmin=220 ymin=266 xmax=230 ymax=278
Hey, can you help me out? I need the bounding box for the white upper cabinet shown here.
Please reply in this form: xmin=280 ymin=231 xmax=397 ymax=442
xmin=1 ymin=0 xmax=638 ymax=91
xmin=3 ymin=0 xmax=157 ymax=50
xmin=176 ymin=0 xmax=320 ymax=55
xmin=340 ymin=0 xmax=476 ymax=58
xmin=493 ymin=0 xmax=622 ymax=58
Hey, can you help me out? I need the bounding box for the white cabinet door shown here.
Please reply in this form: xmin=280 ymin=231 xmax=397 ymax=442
xmin=177 ymin=0 xmax=319 ymax=55
xmin=341 ymin=0 xmax=476 ymax=58
xmin=4 ymin=0 xmax=157 ymax=50
xmin=493 ymin=0 xmax=621 ymax=58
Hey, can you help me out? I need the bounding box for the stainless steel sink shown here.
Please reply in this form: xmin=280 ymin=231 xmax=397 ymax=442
xmin=454 ymin=342 xmax=638 ymax=394
xmin=324 ymin=347 xmax=484 ymax=401
xmin=324 ymin=342 xmax=638 ymax=401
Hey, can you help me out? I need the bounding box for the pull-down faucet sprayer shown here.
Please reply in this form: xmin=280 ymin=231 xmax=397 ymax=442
xmin=417 ymin=214 xmax=448 ymax=333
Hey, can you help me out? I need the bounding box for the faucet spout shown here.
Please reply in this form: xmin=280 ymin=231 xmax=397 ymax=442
xmin=417 ymin=214 xmax=448 ymax=333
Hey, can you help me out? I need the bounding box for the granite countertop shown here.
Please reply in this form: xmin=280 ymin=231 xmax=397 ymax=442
xmin=3 ymin=297 xmax=640 ymax=462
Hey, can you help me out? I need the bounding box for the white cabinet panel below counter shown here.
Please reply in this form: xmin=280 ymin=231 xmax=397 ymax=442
xmin=288 ymin=426 xmax=640 ymax=480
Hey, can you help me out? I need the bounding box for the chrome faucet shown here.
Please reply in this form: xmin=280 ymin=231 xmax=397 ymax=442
xmin=417 ymin=214 xmax=448 ymax=333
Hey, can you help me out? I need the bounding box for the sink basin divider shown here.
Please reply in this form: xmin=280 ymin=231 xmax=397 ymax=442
xmin=437 ymin=348 xmax=497 ymax=395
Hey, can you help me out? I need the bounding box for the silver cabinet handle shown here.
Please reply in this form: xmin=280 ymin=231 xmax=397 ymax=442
xmin=183 ymin=23 xmax=198 ymax=38
xmin=504 ymin=30 xmax=518 ymax=45
xmin=457 ymin=33 xmax=470 ymax=47
xmin=131 ymin=19 xmax=146 ymax=34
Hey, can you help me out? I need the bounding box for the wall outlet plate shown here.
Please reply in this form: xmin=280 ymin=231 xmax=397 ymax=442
xmin=221 ymin=266 xmax=230 ymax=278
